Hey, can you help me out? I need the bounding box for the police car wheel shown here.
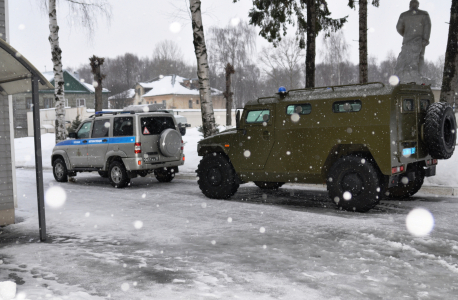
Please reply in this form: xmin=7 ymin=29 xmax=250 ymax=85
xmin=108 ymin=161 xmax=130 ymax=188
xmin=197 ymin=153 xmax=239 ymax=199
xmin=53 ymin=158 xmax=68 ymax=183
xmin=154 ymin=168 xmax=175 ymax=182
xmin=327 ymin=156 xmax=382 ymax=212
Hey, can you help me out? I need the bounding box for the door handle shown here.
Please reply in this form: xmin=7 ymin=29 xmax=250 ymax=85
xmin=263 ymin=131 xmax=270 ymax=140
xmin=83 ymin=140 xmax=87 ymax=144
xmin=102 ymin=139 xmax=108 ymax=142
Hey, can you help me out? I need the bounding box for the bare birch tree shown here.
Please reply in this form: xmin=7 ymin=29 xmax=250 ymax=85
xmin=43 ymin=0 xmax=111 ymax=143
xmin=190 ymin=0 xmax=217 ymax=137
xmin=259 ymin=37 xmax=305 ymax=90
xmin=321 ymin=31 xmax=350 ymax=86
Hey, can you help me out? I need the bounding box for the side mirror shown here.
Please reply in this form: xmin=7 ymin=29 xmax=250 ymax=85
xmin=68 ymin=132 xmax=77 ymax=139
xmin=236 ymin=110 xmax=241 ymax=129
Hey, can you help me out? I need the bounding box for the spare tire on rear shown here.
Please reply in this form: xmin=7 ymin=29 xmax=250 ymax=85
xmin=424 ymin=102 xmax=457 ymax=159
xmin=158 ymin=128 xmax=181 ymax=157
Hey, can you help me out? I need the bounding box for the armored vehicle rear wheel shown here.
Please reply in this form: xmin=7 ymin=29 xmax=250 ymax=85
xmin=424 ymin=102 xmax=457 ymax=159
xmin=197 ymin=153 xmax=239 ymax=199
xmin=154 ymin=168 xmax=175 ymax=182
xmin=53 ymin=158 xmax=68 ymax=182
xmin=386 ymin=167 xmax=425 ymax=199
xmin=327 ymin=156 xmax=382 ymax=212
xmin=254 ymin=182 xmax=284 ymax=190
xmin=108 ymin=161 xmax=130 ymax=188
xmin=98 ymin=171 xmax=108 ymax=178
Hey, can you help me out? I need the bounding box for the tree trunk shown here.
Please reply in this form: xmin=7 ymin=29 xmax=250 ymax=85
xmin=190 ymin=0 xmax=217 ymax=137
xmin=90 ymin=55 xmax=105 ymax=112
xmin=48 ymin=0 xmax=66 ymax=144
xmin=305 ymin=0 xmax=316 ymax=88
xmin=224 ymin=63 xmax=235 ymax=126
xmin=359 ymin=0 xmax=368 ymax=84
xmin=440 ymin=0 xmax=458 ymax=105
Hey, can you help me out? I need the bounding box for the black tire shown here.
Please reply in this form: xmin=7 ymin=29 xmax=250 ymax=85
xmin=197 ymin=153 xmax=239 ymax=199
xmin=327 ymin=156 xmax=383 ymax=212
xmin=154 ymin=168 xmax=175 ymax=182
xmin=98 ymin=171 xmax=108 ymax=178
xmin=386 ymin=167 xmax=425 ymax=199
xmin=254 ymin=182 xmax=284 ymax=190
xmin=53 ymin=158 xmax=68 ymax=182
xmin=424 ymin=102 xmax=457 ymax=159
xmin=108 ymin=161 xmax=130 ymax=188
xmin=138 ymin=170 xmax=149 ymax=177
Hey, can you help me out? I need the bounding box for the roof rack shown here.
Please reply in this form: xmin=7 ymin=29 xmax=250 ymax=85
xmin=287 ymin=82 xmax=385 ymax=95
xmin=88 ymin=111 xmax=134 ymax=118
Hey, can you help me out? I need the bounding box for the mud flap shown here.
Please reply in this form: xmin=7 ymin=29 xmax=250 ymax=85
xmin=424 ymin=166 xmax=436 ymax=177
xmin=388 ymin=171 xmax=416 ymax=188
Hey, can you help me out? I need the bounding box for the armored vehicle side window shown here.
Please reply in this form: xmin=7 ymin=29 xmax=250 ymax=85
xmin=246 ymin=110 xmax=270 ymax=123
xmin=92 ymin=119 xmax=110 ymax=138
xmin=332 ymin=100 xmax=362 ymax=113
xmin=402 ymin=99 xmax=415 ymax=112
xmin=420 ymin=99 xmax=430 ymax=112
xmin=113 ymin=117 xmax=133 ymax=136
xmin=141 ymin=117 xmax=175 ymax=135
xmin=77 ymin=122 xmax=92 ymax=139
xmin=286 ymin=104 xmax=312 ymax=115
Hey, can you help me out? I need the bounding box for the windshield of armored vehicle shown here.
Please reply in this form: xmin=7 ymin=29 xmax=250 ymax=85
xmin=246 ymin=110 xmax=270 ymax=123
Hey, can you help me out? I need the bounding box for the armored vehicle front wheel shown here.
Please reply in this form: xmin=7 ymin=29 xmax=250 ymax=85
xmin=327 ymin=156 xmax=383 ymax=212
xmin=108 ymin=161 xmax=130 ymax=188
xmin=197 ymin=153 xmax=239 ymax=199
xmin=53 ymin=158 xmax=68 ymax=183
xmin=386 ymin=167 xmax=425 ymax=199
xmin=254 ymin=182 xmax=284 ymax=190
xmin=98 ymin=171 xmax=108 ymax=178
xmin=154 ymin=168 xmax=175 ymax=182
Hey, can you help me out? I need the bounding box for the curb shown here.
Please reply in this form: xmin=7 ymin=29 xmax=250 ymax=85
xmin=16 ymin=167 xmax=458 ymax=197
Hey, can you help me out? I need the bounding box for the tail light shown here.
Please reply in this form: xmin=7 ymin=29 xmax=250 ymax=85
xmin=181 ymin=140 xmax=184 ymax=151
xmin=134 ymin=142 xmax=141 ymax=154
xmin=392 ymin=165 xmax=405 ymax=174
xmin=432 ymin=159 xmax=438 ymax=165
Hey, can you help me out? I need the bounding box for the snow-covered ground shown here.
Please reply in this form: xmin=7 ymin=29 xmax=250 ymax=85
xmin=13 ymin=128 xmax=458 ymax=187
xmin=1 ymin=169 xmax=458 ymax=299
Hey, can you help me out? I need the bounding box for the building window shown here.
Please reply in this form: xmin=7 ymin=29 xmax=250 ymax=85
xmin=76 ymin=99 xmax=86 ymax=107
xmin=65 ymin=98 xmax=69 ymax=107
xmin=154 ymin=101 xmax=157 ymax=104
xmin=196 ymin=100 xmax=199 ymax=105
xmin=26 ymin=98 xmax=32 ymax=110
xmin=189 ymin=100 xmax=193 ymax=109
xmin=137 ymin=88 xmax=141 ymax=96
xmin=162 ymin=100 xmax=166 ymax=107
xmin=44 ymin=98 xmax=53 ymax=109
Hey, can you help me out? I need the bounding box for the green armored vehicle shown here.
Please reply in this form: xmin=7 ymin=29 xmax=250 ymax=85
xmin=196 ymin=83 xmax=457 ymax=212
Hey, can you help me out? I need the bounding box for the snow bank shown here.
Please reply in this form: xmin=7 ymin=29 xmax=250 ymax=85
xmin=13 ymin=129 xmax=458 ymax=187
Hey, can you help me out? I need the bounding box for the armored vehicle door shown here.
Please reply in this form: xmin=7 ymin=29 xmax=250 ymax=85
xmin=87 ymin=119 xmax=110 ymax=167
xmin=397 ymin=96 xmax=420 ymax=159
xmin=236 ymin=105 xmax=275 ymax=170
xmin=68 ymin=121 xmax=92 ymax=167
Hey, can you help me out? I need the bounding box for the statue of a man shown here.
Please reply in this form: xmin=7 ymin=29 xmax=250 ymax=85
xmin=395 ymin=0 xmax=431 ymax=84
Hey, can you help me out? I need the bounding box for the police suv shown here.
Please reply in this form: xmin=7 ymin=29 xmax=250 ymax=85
xmin=51 ymin=110 xmax=185 ymax=188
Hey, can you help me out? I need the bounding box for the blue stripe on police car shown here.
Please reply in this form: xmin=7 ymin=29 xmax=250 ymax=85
xmin=56 ymin=136 xmax=135 ymax=146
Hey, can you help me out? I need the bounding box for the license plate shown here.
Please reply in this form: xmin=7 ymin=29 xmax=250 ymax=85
xmin=144 ymin=156 xmax=159 ymax=163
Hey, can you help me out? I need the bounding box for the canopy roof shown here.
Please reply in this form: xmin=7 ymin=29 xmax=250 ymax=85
xmin=0 ymin=38 xmax=53 ymax=95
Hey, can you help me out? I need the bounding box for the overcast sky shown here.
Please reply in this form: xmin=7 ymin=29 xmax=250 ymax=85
xmin=8 ymin=0 xmax=450 ymax=73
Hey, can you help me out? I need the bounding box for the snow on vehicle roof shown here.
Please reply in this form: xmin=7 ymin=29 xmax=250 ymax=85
xmin=140 ymin=75 xmax=222 ymax=97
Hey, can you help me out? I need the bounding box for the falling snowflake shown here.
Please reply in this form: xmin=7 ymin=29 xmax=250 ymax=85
xmin=389 ymin=75 xmax=400 ymax=86
xmin=133 ymin=221 xmax=143 ymax=229
xmin=169 ymin=22 xmax=181 ymax=33
xmin=45 ymin=186 xmax=66 ymax=208
xmin=343 ymin=191 xmax=352 ymax=201
xmin=406 ymin=208 xmax=434 ymax=237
